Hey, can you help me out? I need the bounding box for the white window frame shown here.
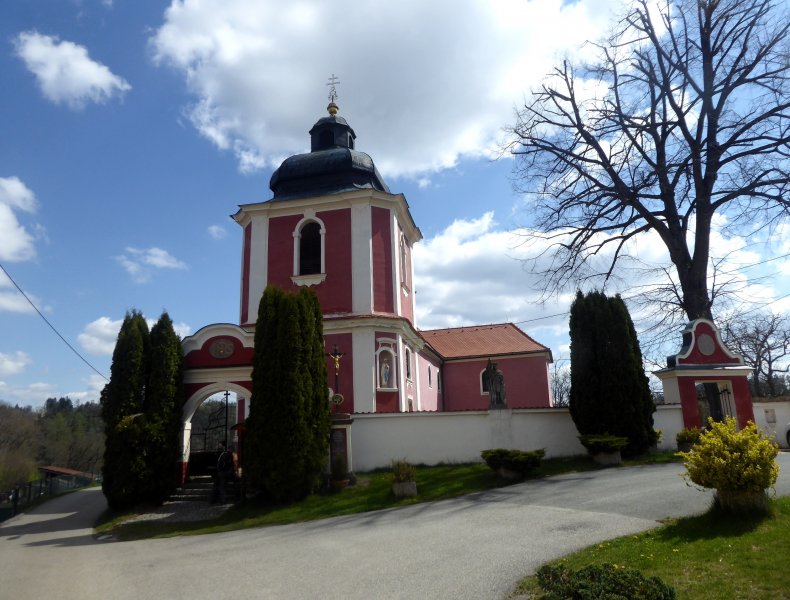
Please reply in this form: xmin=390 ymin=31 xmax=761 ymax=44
xmin=376 ymin=339 xmax=398 ymax=391
xmin=480 ymin=368 xmax=490 ymax=395
xmin=291 ymin=211 xmax=326 ymax=286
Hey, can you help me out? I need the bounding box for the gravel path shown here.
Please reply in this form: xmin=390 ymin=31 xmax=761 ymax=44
xmin=122 ymin=499 xmax=234 ymax=524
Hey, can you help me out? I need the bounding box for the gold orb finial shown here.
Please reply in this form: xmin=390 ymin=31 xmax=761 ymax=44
xmin=327 ymin=101 xmax=338 ymax=116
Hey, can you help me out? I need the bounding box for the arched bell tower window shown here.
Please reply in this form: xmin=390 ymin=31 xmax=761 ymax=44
xmin=300 ymin=222 xmax=321 ymax=275
xmin=400 ymin=235 xmax=407 ymax=281
xmin=292 ymin=213 xmax=326 ymax=286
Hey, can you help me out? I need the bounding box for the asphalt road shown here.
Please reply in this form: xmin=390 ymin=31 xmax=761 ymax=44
xmin=2 ymin=453 xmax=788 ymax=600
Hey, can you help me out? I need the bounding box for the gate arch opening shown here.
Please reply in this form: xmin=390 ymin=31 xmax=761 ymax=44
xmin=178 ymin=382 xmax=251 ymax=483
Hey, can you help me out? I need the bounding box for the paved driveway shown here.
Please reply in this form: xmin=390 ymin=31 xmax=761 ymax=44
xmin=2 ymin=453 xmax=788 ymax=600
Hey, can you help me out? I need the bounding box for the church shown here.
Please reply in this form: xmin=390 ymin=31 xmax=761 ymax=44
xmin=177 ymin=96 xmax=554 ymax=477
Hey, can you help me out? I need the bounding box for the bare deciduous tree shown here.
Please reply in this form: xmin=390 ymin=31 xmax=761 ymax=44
xmin=550 ymin=358 xmax=571 ymax=407
xmin=510 ymin=0 xmax=790 ymax=321
xmin=722 ymin=311 xmax=790 ymax=396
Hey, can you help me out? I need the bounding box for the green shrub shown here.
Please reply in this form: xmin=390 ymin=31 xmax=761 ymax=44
xmin=536 ymin=563 xmax=676 ymax=599
xmin=675 ymin=427 xmax=701 ymax=445
xmin=391 ymin=459 xmax=416 ymax=483
xmin=578 ymin=434 xmax=628 ymax=455
xmin=481 ymin=448 xmax=545 ymax=477
xmin=681 ymin=417 xmax=779 ymax=513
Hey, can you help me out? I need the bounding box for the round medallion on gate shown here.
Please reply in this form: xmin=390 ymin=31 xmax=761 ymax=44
xmin=209 ymin=338 xmax=236 ymax=359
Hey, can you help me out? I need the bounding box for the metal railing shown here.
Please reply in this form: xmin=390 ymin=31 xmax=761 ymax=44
xmin=0 ymin=474 xmax=95 ymax=522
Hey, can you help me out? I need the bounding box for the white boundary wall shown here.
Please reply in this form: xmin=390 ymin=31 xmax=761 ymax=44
xmin=350 ymin=405 xmax=684 ymax=472
xmin=753 ymin=401 xmax=790 ymax=448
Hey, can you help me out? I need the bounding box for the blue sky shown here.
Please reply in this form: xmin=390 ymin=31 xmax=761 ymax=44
xmin=1 ymin=0 xmax=788 ymax=408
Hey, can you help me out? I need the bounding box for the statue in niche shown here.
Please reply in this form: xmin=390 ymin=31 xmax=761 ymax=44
xmin=380 ymin=356 xmax=391 ymax=388
xmin=484 ymin=359 xmax=506 ymax=408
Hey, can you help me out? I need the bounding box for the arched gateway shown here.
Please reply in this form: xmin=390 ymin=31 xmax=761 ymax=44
xmin=178 ymin=323 xmax=254 ymax=483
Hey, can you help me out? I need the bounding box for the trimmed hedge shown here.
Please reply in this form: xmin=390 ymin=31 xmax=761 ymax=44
xmin=536 ymin=563 xmax=676 ymax=599
xmin=578 ymin=434 xmax=628 ymax=455
xmin=481 ymin=448 xmax=545 ymax=477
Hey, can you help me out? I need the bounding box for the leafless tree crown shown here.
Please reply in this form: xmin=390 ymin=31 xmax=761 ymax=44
xmin=511 ymin=0 xmax=790 ymax=322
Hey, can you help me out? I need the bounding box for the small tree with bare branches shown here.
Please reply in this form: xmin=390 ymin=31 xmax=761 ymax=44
xmin=723 ymin=311 xmax=790 ymax=397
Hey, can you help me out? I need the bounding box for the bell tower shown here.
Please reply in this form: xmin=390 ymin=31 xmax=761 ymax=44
xmin=232 ymin=92 xmax=424 ymax=413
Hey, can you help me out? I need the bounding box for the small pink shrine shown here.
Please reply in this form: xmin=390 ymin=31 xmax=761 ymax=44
xmin=654 ymin=319 xmax=755 ymax=428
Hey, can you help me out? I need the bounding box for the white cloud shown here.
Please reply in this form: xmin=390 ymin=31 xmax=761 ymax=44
xmin=64 ymin=374 xmax=108 ymax=405
xmin=115 ymin=246 xmax=188 ymax=283
xmin=172 ymin=321 xmax=192 ymax=339
xmin=411 ymin=207 xmax=789 ymax=370
xmin=14 ymin=31 xmax=131 ymax=109
xmin=0 ymin=351 xmax=31 ymax=377
xmin=0 ymin=380 xmax=59 ymax=408
xmin=208 ymin=225 xmax=227 ymax=240
xmin=150 ymin=0 xmax=622 ymax=178
xmin=414 ymin=212 xmax=572 ymax=332
xmin=79 ymin=315 xmax=192 ymax=356
xmin=0 ymin=177 xmax=37 ymax=213
xmin=0 ymin=267 xmax=40 ymax=314
xmin=0 ymin=176 xmax=39 ymax=262
xmin=78 ymin=316 xmax=123 ymax=355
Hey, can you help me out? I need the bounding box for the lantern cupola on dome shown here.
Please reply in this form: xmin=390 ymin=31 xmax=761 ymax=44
xmin=269 ymin=82 xmax=390 ymax=201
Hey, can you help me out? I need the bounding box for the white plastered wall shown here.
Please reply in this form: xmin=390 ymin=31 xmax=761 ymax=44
xmin=349 ymin=405 xmax=685 ymax=471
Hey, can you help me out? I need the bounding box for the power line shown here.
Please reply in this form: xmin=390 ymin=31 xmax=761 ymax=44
xmin=513 ymin=310 xmax=568 ymax=325
xmin=0 ymin=262 xmax=108 ymax=382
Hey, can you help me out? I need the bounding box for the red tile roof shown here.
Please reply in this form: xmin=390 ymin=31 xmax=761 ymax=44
xmin=38 ymin=465 xmax=95 ymax=478
xmin=420 ymin=323 xmax=551 ymax=360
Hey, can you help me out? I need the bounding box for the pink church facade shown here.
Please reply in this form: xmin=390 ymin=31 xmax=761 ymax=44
xmin=177 ymin=101 xmax=554 ymax=477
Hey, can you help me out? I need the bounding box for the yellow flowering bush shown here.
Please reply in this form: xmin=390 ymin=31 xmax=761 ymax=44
xmin=681 ymin=417 xmax=778 ymax=512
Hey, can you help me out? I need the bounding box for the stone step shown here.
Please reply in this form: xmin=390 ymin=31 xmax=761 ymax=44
xmin=169 ymin=476 xmax=240 ymax=503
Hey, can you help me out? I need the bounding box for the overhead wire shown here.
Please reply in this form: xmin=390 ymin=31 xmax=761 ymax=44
xmin=0 ymin=261 xmax=109 ymax=382
xmin=509 ymin=252 xmax=790 ymax=327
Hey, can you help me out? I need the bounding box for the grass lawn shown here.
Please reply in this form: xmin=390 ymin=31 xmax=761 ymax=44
xmin=513 ymin=496 xmax=790 ymax=600
xmin=97 ymin=451 xmax=679 ymax=540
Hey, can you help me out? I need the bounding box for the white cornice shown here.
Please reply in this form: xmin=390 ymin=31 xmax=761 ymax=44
xmin=232 ymin=189 xmax=422 ymax=243
xmin=653 ymin=365 xmax=753 ymax=379
xmin=324 ymin=315 xmax=425 ymax=350
xmin=182 ymin=323 xmax=255 ymax=354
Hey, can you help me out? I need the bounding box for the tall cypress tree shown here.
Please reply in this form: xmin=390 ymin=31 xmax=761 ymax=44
xmin=299 ymin=288 xmax=330 ymax=485
xmin=101 ymin=311 xmax=150 ymax=508
xmin=569 ymin=291 xmax=656 ymax=456
xmin=145 ymin=312 xmax=184 ymax=504
xmin=245 ymin=286 xmax=330 ymax=503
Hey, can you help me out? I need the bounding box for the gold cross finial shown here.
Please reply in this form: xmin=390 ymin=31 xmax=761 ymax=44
xmin=327 ymin=74 xmax=340 ymax=115
xmin=327 ymin=74 xmax=340 ymax=103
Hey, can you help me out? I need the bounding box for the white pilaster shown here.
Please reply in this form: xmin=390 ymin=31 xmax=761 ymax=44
xmin=351 ymin=203 xmax=373 ymax=314
xmin=393 ymin=214 xmax=402 ymax=317
xmin=248 ymin=216 xmax=269 ymax=320
xmin=352 ymin=329 xmax=376 ymax=413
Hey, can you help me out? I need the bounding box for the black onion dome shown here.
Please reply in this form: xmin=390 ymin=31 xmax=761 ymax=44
xmin=269 ymin=108 xmax=390 ymax=200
